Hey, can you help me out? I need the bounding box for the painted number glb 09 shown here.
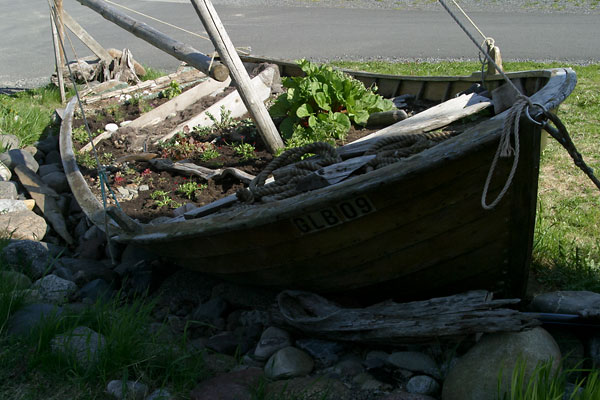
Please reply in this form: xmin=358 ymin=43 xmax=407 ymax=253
xmin=292 ymin=196 xmax=375 ymax=234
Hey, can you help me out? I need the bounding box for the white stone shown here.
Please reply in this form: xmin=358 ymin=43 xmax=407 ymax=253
xmin=0 ymin=199 xmax=30 ymax=213
xmin=106 ymin=380 xmax=148 ymax=400
xmin=264 ymin=346 xmax=314 ymax=380
xmin=105 ymin=123 xmax=119 ymax=132
xmin=51 ymin=326 xmax=106 ymax=368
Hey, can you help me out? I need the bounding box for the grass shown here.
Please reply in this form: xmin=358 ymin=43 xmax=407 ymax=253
xmin=334 ymin=60 xmax=600 ymax=293
xmin=0 ymin=84 xmax=69 ymax=148
xmin=499 ymin=358 xmax=600 ymax=400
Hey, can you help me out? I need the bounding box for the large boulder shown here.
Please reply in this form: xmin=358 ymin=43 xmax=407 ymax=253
xmin=442 ymin=327 xmax=561 ymax=400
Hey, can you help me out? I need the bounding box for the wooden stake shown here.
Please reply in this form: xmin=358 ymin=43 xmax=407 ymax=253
xmin=62 ymin=10 xmax=112 ymax=63
xmin=50 ymin=8 xmax=66 ymax=103
xmin=189 ymin=0 xmax=284 ymax=153
xmin=76 ymin=0 xmax=229 ymax=82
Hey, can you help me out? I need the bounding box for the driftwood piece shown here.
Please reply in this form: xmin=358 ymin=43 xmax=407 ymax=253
xmin=157 ymin=66 xmax=277 ymax=144
xmin=80 ymin=130 xmax=112 ymax=153
xmin=125 ymin=76 xmax=232 ymax=129
xmin=190 ymin=0 xmax=284 ymax=153
xmin=77 ymin=0 xmax=229 ymax=82
xmin=13 ymin=165 xmax=74 ymax=245
xmin=276 ymin=290 xmax=539 ymax=344
xmin=148 ymin=158 xmax=255 ymax=184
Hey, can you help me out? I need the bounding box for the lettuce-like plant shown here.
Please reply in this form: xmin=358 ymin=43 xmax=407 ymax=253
xmin=269 ymin=59 xmax=395 ymax=146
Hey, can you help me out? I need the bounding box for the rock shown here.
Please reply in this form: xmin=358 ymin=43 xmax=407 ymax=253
xmin=442 ymin=327 xmax=561 ymax=400
xmin=192 ymin=297 xmax=228 ymax=321
xmin=352 ymin=372 xmax=392 ymax=391
xmin=6 ymin=303 xmax=63 ymax=335
xmin=296 ymin=338 xmax=345 ymax=368
xmin=190 ymin=367 xmax=263 ymax=400
xmin=13 ymin=165 xmax=74 ymax=244
xmin=78 ymin=279 xmax=113 ymax=303
xmin=106 ymin=380 xmax=148 ymax=400
xmin=146 ymin=388 xmax=173 ymax=400
xmin=51 ymin=326 xmax=106 ymax=368
xmin=0 ymin=134 xmax=20 ymax=151
xmin=265 ymin=346 xmax=314 ymax=380
xmin=332 ymin=356 xmax=365 ymax=377
xmin=43 ymin=150 xmax=61 ymax=165
xmin=38 ymin=163 xmax=63 ymax=177
xmin=0 ymin=270 xmax=32 ymax=289
xmin=105 ymin=123 xmax=119 ymax=132
xmin=0 ymin=198 xmax=31 ymax=213
xmin=40 ymin=171 xmax=69 ymax=193
xmin=75 ymin=235 xmax=106 ymax=260
xmin=212 ymin=281 xmax=278 ymax=309
xmin=380 ymin=391 xmax=437 ymax=400
xmin=205 ymin=331 xmax=253 ymax=356
xmin=254 ymin=326 xmax=292 ymax=361
xmin=267 ymin=376 xmax=352 ymax=400
xmin=203 ymin=353 xmax=237 ymax=374
xmin=33 ymin=274 xmax=78 ymax=304
xmin=388 ymin=351 xmax=440 ymax=379
xmin=35 ymin=134 xmax=59 ymax=154
xmin=0 ymin=209 xmax=47 ymax=241
xmin=57 ymin=257 xmax=116 ymax=286
xmin=1 ymin=239 xmax=66 ymax=278
xmin=0 ymin=181 xmax=18 ymax=198
xmin=407 ymin=375 xmax=440 ymax=396
xmin=531 ymin=291 xmax=600 ymax=318
xmin=0 ymin=160 xmax=11 ymax=181
xmin=0 ymin=149 xmax=39 ymax=173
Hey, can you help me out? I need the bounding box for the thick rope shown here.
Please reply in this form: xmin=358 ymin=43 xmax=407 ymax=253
xmin=237 ymin=142 xmax=341 ymax=203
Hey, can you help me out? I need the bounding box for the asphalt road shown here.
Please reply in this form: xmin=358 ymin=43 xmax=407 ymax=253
xmin=2 ymin=0 xmax=599 ymax=89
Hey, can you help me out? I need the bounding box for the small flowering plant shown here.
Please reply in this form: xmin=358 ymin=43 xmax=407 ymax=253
xmin=176 ymin=179 xmax=207 ymax=200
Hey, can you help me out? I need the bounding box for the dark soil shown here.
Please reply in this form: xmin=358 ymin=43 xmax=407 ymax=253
xmin=72 ymin=85 xmax=436 ymax=223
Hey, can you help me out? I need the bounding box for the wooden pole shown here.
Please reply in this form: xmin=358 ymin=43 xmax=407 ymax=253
xmin=189 ymin=0 xmax=284 ymax=153
xmin=50 ymin=8 xmax=66 ymax=103
xmin=76 ymin=0 xmax=229 ymax=82
xmin=62 ymin=10 xmax=112 ymax=63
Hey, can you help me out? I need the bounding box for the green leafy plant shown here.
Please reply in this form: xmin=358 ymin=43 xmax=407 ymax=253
xmin=176 ymin=180 xmax=207 ymax=200
xmin=232 ymin=141 xmax=256 ymax=161
xmin=150 ymin=190 xmax=176 ymax=208
xmin=160 ymin=132 xmax=200 ymax=161
xmin=160 ymin=80 xmax=182 ymax=100
xmin=198 ymin=143 xmax=219 ymax=161
xmin=269 ymin=59 xmax=395 ymax=146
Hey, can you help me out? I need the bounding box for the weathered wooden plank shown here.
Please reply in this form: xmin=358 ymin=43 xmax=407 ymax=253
xmin=157 ymin=67 xmax=277 ymax=143
xmin=126 ymin=76 xmax=231 ymax=129
xmin=189 ymin=0 xmax=284 ymax=153
xmin=76 ymin=0 xmax=229 ymax=81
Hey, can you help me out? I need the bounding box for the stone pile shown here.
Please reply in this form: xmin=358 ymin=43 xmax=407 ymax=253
xmin=1 ymin=131 xmax=599 ymax=399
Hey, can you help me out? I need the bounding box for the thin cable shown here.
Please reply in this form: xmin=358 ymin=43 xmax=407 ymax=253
xmin=437 ymin=0 xmax=527 ymax=101
xmin=450 ymin=0 xmax=487 ymax=41
xmin=104 ymin=0 xmax=211 ymax=42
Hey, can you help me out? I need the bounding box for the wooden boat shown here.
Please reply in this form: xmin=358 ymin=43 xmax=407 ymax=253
xmin=60 ymin=56 xmax=576 ymax=300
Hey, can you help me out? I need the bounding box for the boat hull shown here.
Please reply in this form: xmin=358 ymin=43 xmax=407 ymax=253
xmin=60 ymin=62 xmax=576 ymax=300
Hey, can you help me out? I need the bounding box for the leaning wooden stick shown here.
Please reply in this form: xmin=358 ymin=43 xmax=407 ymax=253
xmin=189 ymin=0 xmax=284 ymax=154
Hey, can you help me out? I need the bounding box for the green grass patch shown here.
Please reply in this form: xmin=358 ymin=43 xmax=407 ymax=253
xmin=0 ymin=85 xmax=70 ymax=148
